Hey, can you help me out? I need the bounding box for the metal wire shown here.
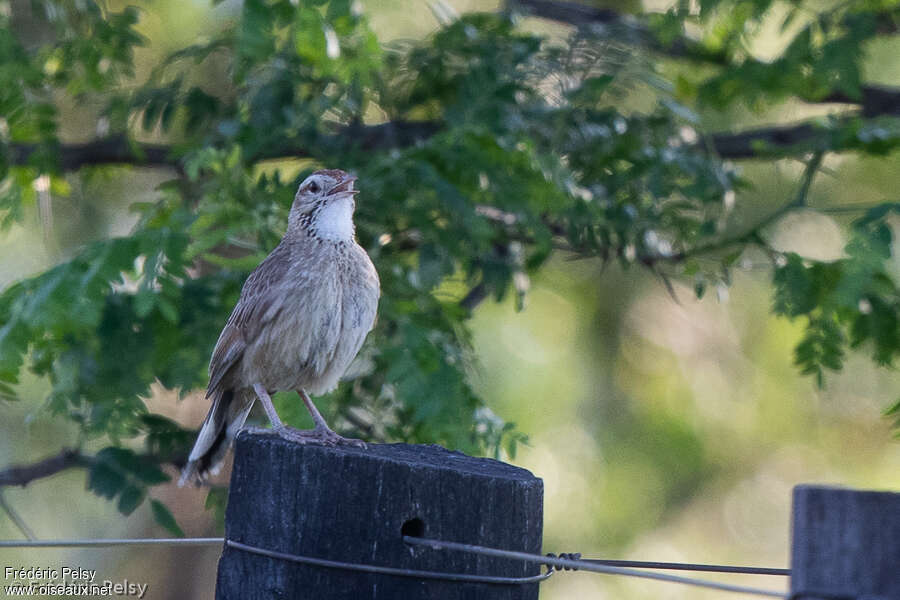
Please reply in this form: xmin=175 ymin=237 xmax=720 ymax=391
xmin=545 ymin=550 xmax=790 ymax=576
xmin=0 ymin=538 xmax=224 ymax=548
xmin=403 ymin=536 xmax=788 ymax=598
xmin=0 ymin=535 xmax=790 ymax=596
xmin=226 ymin=539 xmax=552 ymax=585
xmin=581 ymin=558 xmax=789 ymax=576
xmin=0 ymin=537 xmax=789 ymax=573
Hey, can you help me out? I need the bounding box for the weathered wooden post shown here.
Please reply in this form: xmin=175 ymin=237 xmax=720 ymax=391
xmin=791 ymin=485 xmax=900 ymax=600
xmin=216 ymin=432 xmax=544 ymax=599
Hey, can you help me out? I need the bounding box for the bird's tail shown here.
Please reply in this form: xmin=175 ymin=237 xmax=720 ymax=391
xmin=178 ymin=388 xmax=254 ymax=487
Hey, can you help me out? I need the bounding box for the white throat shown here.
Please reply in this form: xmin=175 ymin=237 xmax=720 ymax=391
xmin=312 ymin=196 xmax=355 ymax=242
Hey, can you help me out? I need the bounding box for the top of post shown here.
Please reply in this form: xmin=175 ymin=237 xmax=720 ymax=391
xmin=235 ymin=432 xmax=539 ymax=482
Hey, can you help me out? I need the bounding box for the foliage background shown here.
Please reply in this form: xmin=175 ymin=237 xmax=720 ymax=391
xmin=1 ymin=0 xmax=899 ymax=598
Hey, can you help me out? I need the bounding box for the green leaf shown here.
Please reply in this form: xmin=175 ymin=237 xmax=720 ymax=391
xmin=205 ymin=488 xmax=229 ymax=529
xmin=0 ymin=381 xmax=17 ymax=400
xmin=566 ymin=75 xmax=614 ymax=105
xmin=87 ymin=455 xmax=127 ymax=500
xmin=117 ymin=485 xmax=147 ymax=516
xmin=694 ymin=279 xmax=706 ymax=299
xmin=151 ymin=499 xmax=185 ymax=537
xmin=885 ymin=399 xmax=900 ymax=437
xmin=134 ymin=290 xmax=156 ymax=318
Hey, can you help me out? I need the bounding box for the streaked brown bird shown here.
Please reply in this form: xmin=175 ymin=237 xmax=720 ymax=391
xmin=179 ymin=169 xmax=380 ymax=486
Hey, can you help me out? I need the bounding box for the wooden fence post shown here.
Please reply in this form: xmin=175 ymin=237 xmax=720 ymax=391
xmin=215 ymin=432 xmax=544 ymax=599
xmin=791 ymin=484 xmax=900 ymax=600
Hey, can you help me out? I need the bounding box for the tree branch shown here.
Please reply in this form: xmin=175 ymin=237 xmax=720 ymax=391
xmin=10 ymin=117 xmax=859 ymax=173
xmin=662 ymin=151 xmax=825 ymax=262
xmin=11 ymin=138 xmax=175 ymax=171
xmin=706 ymin=120 xmax=845 ymax=159
xmin=510 ymin=0 xmax=729 ymax=65
xmin=513 ymin=0 xmax=899 ymax=59
xmin=460 ymin=282 xmax=490 ymax=311
xmin=0 ymin=449 xmax=91 ymax=488
xmin=10 ymin=110 xmax=897 ymax=175
xmin=513 ymin=0 xmax=900 ymax=113
xmin=10 ymin=120 xmax=441 ymax=173
xmin=5 ymin=5 xmax=898 ymax=174
xmin=820 ymin=85 xmax=900 ymax=117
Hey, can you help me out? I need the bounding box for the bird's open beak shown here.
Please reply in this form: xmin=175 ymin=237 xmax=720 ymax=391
xmin=328 ymin=175 xmax=359 ymax=197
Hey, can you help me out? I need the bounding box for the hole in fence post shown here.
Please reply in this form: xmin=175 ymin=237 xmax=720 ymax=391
xmin=401 ymin=517 xmax=425 ymax=538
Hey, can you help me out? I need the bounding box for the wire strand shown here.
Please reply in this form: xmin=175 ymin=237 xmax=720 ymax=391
xmin=0 ymin=538 xmax=224 ymax=548
xmin=0 ymin=535 xmax=790 ymax=596
xmin=581 ymin=559 xmax=789 ymax=576
xmin=226 ymin=539 xmax=552 ymax=585
xmin=0 ymin=536 xmax=789 ymax=575
xmin=403 ymin=536 xmax=787 ymax=598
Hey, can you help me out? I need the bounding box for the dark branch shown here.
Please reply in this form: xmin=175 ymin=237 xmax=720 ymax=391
xmin=511 ymin=0 xmax=730 ymax=64
xmin=873 ymin=10 xmax=900 ymax=35
xmin=9 ymin=116 xmax=885 ymax=174
xmin=460 ymin=282 xmax=490 ymax=311
xmin=511 ymin=0 xmax=620 ymax=24
xmin=12 ymin=138 xmax=175 ymax=171
xmin=0 ymin=449 xmax=90 ymax=488
xmin=514 ymin=1 xmax=899 ymax=60
xmin=6 ymin=5 xmax=898 ymax=174
xmin=11 ymin=120 xmax=441 ymax=173
xmin=663 ymin=151 xmax=825 ymax=263
xmin=513 ymin=0 xmax=900 ymax=108
xmin=320 ymin=120 xmax=441 ymax=154
xmin=0 ymin=448 xmax=187 ymax=489
xmin=820 ymin=85 xmax=900 ymax=118
xmin=707 ymin=120 xmax=842 ymax=159
xmin=10 ymin=108 xmax=896 ymax=176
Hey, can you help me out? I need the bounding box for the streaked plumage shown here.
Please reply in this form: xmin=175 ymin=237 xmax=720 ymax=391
xmin=179 ymin=169 xmax=379 ymax=486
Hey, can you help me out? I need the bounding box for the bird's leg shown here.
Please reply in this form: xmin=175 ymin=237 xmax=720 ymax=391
xmin=252 ymin=383 xmax=285 ymax=428
xmin=243 ymin=383 xmax=288 ymax=436
xmin=298 ymin=388 xmax=334 ymax=432
xmin=269 ymin=389 xmax=366 ymax=448
xmin=246 ymin=383 xmax=365 ymax=447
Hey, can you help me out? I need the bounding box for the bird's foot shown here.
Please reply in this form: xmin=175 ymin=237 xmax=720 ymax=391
xmin=273 ymin=424 xmax=367 ymax=449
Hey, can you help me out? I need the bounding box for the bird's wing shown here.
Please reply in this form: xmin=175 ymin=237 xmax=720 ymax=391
xmin=206 ymin=243 xmax=293 ymax=397
xmin=206 ymin=324 xmax=245 ymax=397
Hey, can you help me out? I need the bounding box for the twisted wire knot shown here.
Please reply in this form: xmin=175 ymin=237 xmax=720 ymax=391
xmin=545 ymin=552 xmax=582 ymax=571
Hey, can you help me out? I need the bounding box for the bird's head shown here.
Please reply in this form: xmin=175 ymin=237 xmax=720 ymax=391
xmin=288 ymin=169 xmax=360 ymax=242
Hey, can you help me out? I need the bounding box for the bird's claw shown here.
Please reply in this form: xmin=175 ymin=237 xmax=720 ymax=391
xmin=273 ymin=424 xmax=366 ymax=448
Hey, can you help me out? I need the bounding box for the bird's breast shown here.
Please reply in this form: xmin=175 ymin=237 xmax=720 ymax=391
xmin=241 ymin=244 xmax=378 ymax=394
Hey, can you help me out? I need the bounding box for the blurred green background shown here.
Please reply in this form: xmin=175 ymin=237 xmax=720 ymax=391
xmin=1 ymin=1 xmax=899 ymax=599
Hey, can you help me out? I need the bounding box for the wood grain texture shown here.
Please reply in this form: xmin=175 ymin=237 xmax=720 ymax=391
xmin=790 ymin=485 xmax=900 ymax=600
xmin=216 ymin=432 xmax=543 ymax=599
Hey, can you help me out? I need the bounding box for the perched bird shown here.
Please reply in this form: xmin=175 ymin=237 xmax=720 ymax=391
xmin=179 ymin=169 xmax=380 ymax=486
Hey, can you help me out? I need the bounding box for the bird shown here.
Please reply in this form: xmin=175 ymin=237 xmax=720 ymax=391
xmin=179 ymin=168 xmax=380 ymax=486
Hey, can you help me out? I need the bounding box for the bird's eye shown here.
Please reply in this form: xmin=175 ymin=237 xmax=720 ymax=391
xmin=307 ymin=181 xmax=320 ymax=194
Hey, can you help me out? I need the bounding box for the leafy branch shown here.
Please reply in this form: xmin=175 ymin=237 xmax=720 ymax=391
xmin=667 ymin=151 xmax=826 ymax=263
xmin=0 ymin=448 xmax=90 ymax=488
xmin=0 ymin=445 xmax=186 ymax=535
xmin=9 ymin=121 xmax=440 ymax=172
xmin=509 ymin=0 xmax=731 ymax=64
xmin=3 ymin=118 xmax=884 ymax=175
xmin=516 ymin=1 xmax=900 ymax=126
